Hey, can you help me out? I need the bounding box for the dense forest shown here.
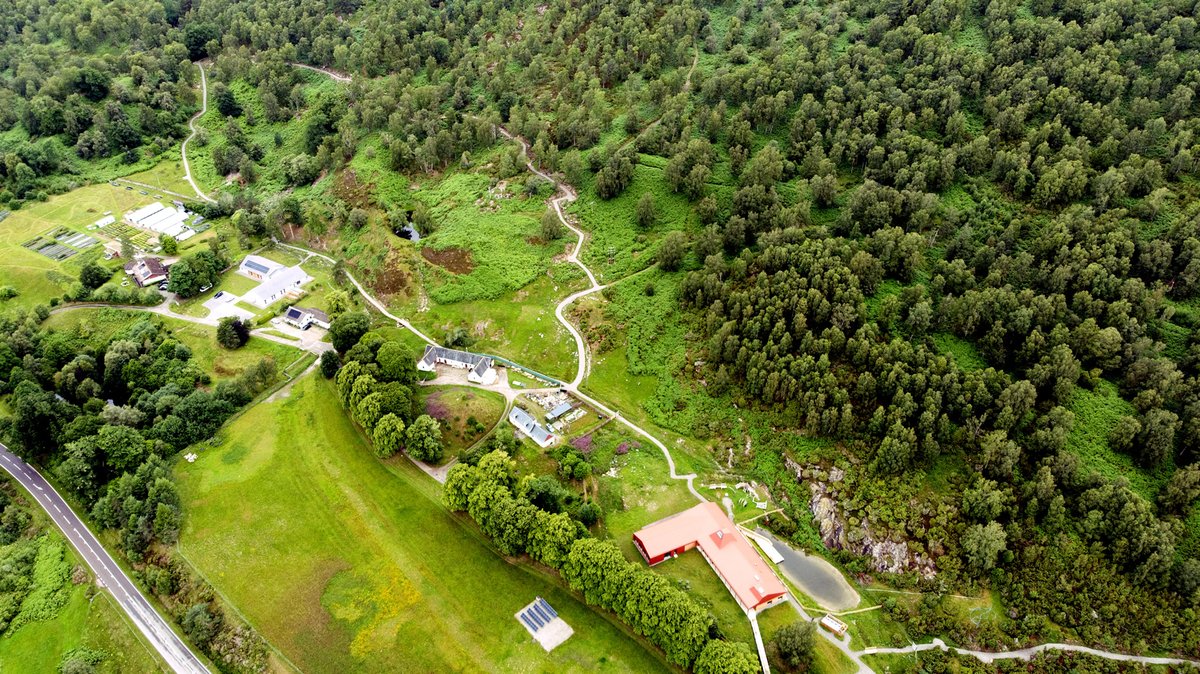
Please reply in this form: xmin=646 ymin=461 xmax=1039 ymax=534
xmin=1 ymin=0 xmax=1200 ymax=666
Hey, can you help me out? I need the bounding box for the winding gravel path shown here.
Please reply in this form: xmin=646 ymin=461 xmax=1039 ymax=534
xmin=276 ymin=59 xmax=1200 ymax=674
xmin=181 ymin=63 xmax=216 ymax=204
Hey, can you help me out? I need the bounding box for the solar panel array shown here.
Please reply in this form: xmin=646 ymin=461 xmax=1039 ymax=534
xmin=517 ymin=597 xmax=559 ymax=633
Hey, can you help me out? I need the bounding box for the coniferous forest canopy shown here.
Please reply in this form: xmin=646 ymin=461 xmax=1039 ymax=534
xmin=1 ymin=0 xmax=1200 ymax=671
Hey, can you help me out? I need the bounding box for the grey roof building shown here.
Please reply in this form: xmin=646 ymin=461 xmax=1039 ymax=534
xmin=509 ymin=407 xmax=555 ymax=448
xmin=417 ymin=345 xmax=497 ymax=384
xmin=546 ymin=402 xmax=573 ymax=421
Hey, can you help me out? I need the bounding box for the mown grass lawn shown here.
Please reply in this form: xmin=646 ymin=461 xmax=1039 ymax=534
xmin=175 ymin=374 xmax=670 ymax=674
xmin=422 ymin=385 xmax=507 ymax=454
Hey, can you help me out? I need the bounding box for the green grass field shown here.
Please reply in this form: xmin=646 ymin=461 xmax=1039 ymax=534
xmin=757 ymin=604 xmax=859 ymax=674
xmin=175 ymin=373 xmax=670 ymax=673
xmin=0 ymin=182 xmax=159 ymax=310
xmin=422 ymin=385 xmax=507 ymax=454
xmin=400 ymin=270 xmax=585 ymax=382
xmin=568 ymin=161 xmax=706 ymax=283
xmin=412 ymin=172 xmax=565 ymax=304
xmin=122 ymin=153 xmax=196 ymax=197
xmin=0 ymin=579 xmax=165 ymax=674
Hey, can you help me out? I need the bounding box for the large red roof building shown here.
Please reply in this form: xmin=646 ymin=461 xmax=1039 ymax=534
xmin=633 ymin=502 xmax=788 ymax=612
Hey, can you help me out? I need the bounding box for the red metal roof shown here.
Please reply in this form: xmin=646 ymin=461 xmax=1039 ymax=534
xmin=633 ymin=502 xmax=788 ymax=611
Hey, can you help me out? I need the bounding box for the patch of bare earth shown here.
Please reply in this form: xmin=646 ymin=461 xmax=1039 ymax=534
xmin=369 ymin=248 xmax=413 ymax=299
xmin=421 ymin=246 xmax=475 ymax=274
xmin=333 ymin=169 xmax=373 ymax=209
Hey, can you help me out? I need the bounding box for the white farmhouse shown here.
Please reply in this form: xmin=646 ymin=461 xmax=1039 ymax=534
xmin=236 ymin=255 xmax=313 ymax=309
xmin=416 ymin=345 xmax=497 ymax=385
xmin=508 ymin=407 xmax=556 ymax=448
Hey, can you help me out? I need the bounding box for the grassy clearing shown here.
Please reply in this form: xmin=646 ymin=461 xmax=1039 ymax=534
xmin=1066 ymin=379 xmax=1165 ymax=500
xmin=188 ymin=73 xmax=342 ymax=194
xmin=0 ymin=476 xmax=164 ymax=674
xmin=930 ymin=333 xmax=986 ymax=370
xmin=422 ymin=385 xmax=507 ymax=454
xmin=43 ymin=308 xmax=300 ymax=382
xmin=122 ymin=154 xmax=196 ymax=197
xmin=176 ymin=374 xmax=669 ymax=674
xmin=0 ymin=580 xmax=164 ymax=674
xmin=413 ymin=172 xmax=564 ymax=303
xmin=399 ymin=268 xmax=585 ymax=382
xmin=568 ymin=162 xmax=703 ymax=282
xmin=757 ymin=604 xmax=859 ymax=674
xmin=844 ymin=597 xmax=913 ymax=648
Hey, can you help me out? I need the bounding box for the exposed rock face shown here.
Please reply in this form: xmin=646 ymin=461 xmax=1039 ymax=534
xmin=786 ymin=457 xmax=938 ymax=578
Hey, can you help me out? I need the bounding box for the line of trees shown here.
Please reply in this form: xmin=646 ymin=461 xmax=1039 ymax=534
xmin=328 ymin=325 xmax=448 ymax=463
xmin=443 ymin=449 xmax=758 ymax=672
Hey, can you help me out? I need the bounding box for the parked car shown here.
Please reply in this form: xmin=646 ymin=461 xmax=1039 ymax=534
xmin=158 ymin=282 xmax=169 ymax=290
xmin=214 ymin=291 xmax=224 ymax=299
xmin=200 ymin=284 xmax=212 ymax=292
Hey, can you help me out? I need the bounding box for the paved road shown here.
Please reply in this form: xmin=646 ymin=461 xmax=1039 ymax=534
xmin=0 ymin=445 xmax=209 ymax=674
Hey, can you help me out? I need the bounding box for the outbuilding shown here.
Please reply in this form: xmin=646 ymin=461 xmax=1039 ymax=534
xmin=508 ymin=407 xmax=555 ymax=448
xmin=283 ymin=306 xmax=331 ymax=330
xmin=633 ymin=502 xmax=787 ymax=612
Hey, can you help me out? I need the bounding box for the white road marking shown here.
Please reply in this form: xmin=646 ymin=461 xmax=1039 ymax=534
xmin=0 ymin=445 xmax=210 ymax=673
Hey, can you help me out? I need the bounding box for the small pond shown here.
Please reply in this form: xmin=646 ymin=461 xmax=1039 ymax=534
xmin=396 ymin=225 xmax=421 ymax=242
xmin=757 ymin=528 xmax=860 ymax=611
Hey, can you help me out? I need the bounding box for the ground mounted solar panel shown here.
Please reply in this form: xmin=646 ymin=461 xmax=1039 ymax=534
xmin=519 ymin=614 xmax=536 ymax=631
xmin=539 ymin=598 xmax=558 ymax=618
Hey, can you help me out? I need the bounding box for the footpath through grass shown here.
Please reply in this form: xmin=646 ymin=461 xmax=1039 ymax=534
xmin=176 ymin=373 xmax=669 ymax=674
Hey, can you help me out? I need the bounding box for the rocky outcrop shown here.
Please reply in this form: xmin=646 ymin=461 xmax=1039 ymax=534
xmin=786 ymin=457 xmax=938 ymax=578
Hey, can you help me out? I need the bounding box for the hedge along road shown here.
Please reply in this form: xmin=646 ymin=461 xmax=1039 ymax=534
xmin=272 ymin=63 xmax=1200 ymax=673
xmin=0 ymin=445 xmax=210 ymax=674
